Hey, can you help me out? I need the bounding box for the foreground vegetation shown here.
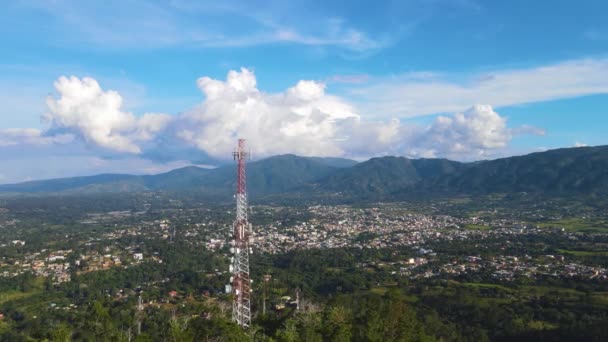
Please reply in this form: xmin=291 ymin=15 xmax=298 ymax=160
xmin=0 ymin=193 xmax=607 ymax=341
xmin=0 ymin=244 xmax=606 ymax=341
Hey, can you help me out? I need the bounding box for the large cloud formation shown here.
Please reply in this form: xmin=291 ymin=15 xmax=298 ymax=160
xmin=411 ymin=105 xmax=514 ymax=158
xmin=20 ymin=69 xmax=540 ymax=164
xmin=44 ymin=76 xmax=171 ymax=153
xmin=177 ymin=68 xmax=359 ymax=158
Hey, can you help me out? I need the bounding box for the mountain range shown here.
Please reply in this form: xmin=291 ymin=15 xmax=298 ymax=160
xmin=1 ymin=145 xmax=607 ymax=199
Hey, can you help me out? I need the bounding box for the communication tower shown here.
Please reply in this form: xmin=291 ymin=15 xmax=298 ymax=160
xmin=226 ymin=139 xmax=252 ymax=328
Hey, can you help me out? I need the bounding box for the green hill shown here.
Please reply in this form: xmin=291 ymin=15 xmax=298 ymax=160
xmin=0 ymin=155 xmax=354 ymax=196
xmin=433 ymin=145 xmax=608 ymax=194
xmin=1 ymin=146 xmax=607 ymax=199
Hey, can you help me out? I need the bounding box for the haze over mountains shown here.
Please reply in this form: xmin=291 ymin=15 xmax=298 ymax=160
xmin=1 ymin=145 xmax=607 ymax=199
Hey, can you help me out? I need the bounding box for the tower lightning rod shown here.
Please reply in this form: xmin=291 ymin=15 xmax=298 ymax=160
xmin=227 ymin=139 xmax=252 ymax=328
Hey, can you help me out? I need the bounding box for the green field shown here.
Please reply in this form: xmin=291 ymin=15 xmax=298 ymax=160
xmin=519 ymin=285 xmax=584 ymax=297
xmin=527 ymin=320 xmax=559 ymax=331
xmin=556 ymin=249 xmax=608 ymax=257
xmin=441 ymin=281 xmax=607 ymax=304
xmin=0 ymin=290 xmax=38 ymax=305
xmin=0 ymin=277 xmax=45 ymax=308
xmin=369 ymin=287 xmax=389 ymax=295
xmin=535 ymin=218 xmax=608 ymax=233
xmin=591 ymin=292 xmax=608 ymax=306
xmin=464 ymin=224 xmax=492 ymax=230
xmin=457 ymin=282 xmax=515 ymax=292
xmin=0 ymin=321 xmax=10 ymax=334
xmin=369 ymin=287 xmax=419 ymax=303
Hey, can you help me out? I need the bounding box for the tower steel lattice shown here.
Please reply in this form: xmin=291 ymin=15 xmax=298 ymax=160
xmin=228 ymin=139 xmax=252 ymax=328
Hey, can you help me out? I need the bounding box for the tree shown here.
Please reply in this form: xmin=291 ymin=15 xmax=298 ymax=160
xmin=276 ymin=319 xmax=298 ymax=342
xmin=51 ymin=323 xmax=72 ymax=342
xmin=323 ymin=306 xmax=352 ymax=342
xmin=83 ymin=301 xmax=119 ymax=341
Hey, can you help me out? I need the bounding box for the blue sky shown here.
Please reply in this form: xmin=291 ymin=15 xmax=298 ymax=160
xmin=0 ymin=0 xmax=607 ymax=183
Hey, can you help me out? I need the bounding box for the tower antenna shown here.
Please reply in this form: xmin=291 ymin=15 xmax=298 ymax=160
xmin=227 ymin=139 xmax=252 ymax=328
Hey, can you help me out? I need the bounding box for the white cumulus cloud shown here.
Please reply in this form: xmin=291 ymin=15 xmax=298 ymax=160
xmin=178 ymin=68 xmax=360 ymax=158
xmin=43 ymin=76 xmax=171 ymax=153
xmin=408 ymin=105 xmax=516 ymax=159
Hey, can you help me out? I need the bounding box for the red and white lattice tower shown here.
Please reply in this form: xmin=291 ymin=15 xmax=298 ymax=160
xmin=228 ymin=139 xmax=252 ymax=327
